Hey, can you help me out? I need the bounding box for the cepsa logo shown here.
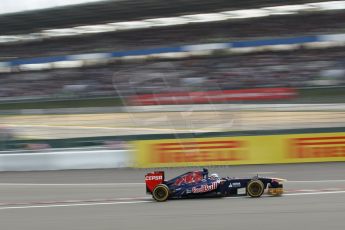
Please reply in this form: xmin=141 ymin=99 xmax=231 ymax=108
xmin=145 ymin=175 xmax=163 ymax=181
xmin=151 ymin=140 xmax=247 ymax=163
xmin=288 ymin=136 xmax=345 ymax=158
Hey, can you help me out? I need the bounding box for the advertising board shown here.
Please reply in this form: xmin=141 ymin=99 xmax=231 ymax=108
xmin=133 ymin=132 xmax=345 ymax=167
xmin=129 ymin=88 xmax=297 ymax=105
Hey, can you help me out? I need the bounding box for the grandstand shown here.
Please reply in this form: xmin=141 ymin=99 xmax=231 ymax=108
xmin=0 ymin=0 xmax=344 ymax=104
xmin=0 ymin=0 xmax=334 ymax=35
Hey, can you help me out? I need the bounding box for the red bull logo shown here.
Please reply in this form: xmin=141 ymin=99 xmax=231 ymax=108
xmin=192 ymin=182 xmax=218 ymax=193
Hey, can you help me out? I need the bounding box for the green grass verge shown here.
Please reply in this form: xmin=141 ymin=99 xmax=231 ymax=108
xmin=0 ymin=97 xmax=124 ymax=110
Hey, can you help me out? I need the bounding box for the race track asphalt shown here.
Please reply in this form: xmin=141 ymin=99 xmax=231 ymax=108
xmin=0 ymin=162 xmax=344 ymax=230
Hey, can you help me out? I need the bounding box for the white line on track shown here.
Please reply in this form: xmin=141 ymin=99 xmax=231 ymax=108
xmin=0 ymin=183 xmax=144 ymax=186
xmin=287 ymin=180 xmax=345 ymax=183
xmin=0 ymin=200 xmax=152 ymax=210
xmin=284 ymin=191 xmax=345 ymax=196
xmin=0 ymin=190 xmax=344 ymax=211
xmin=223 ymin=190 xmax=345 ymax=198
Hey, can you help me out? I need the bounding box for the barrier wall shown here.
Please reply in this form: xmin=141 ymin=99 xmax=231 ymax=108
xmin=2 ymin=103 xmax=345 ymax=115
xmin=129 ymin=88 xmax=297 ymax=105
xmin=133 ymin=131 xmax=345 ymax=168
xmin=1 ymin=129 xmax=344 ymax=171
xmin=0 ymin=149 xmax=130 ymax=171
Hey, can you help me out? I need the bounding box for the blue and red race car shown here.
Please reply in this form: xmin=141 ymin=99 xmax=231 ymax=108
xmin=145 ymin=168 xmax=285 ymax=201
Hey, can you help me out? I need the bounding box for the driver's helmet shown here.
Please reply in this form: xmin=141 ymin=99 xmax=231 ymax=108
xmin=209 ymin=173 xmax=219 ymax=180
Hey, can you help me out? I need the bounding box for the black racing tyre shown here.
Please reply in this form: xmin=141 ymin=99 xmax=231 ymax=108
xmin=247 ymin=180 xmax=265 ymax=198
xmin=152 ymin=184 xmax=170 ymax=202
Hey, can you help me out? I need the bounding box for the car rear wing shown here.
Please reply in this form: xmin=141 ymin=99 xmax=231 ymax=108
xmin=145 ymin=171 xmax=165 ymax=193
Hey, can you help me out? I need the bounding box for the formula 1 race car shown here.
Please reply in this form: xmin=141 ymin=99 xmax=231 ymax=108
xmin=145 ymin=168 xmax=285 ymax=202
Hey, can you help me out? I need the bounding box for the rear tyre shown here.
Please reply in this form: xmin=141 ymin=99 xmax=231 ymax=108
xmin=247 ymin=180 xmax=265 ymax=198
xmin=152 ymin=184 xmax=170 ymax=202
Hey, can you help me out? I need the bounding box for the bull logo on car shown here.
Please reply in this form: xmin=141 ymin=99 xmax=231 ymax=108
xmin=191 ymin=182 xmax=218 ymax=193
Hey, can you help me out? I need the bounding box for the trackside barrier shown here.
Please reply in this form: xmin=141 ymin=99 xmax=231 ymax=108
xmin=133 ymin=131 xmax=345 ymax=168
xmin=1 ymin=103 xmax=345 ymax=115
xmin=126 ymin=103 xmax=345 ymax=112
xmin=0 ymin=149 xmax=130 ymax=171
xmin=128 ymin=88 xmax=297 ymax=105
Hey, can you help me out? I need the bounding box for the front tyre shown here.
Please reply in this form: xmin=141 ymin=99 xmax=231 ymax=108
xmin=152 ymin=184 xmax=170 ymax=202
xmin=247 ymin=180 xmax=265 ymax=198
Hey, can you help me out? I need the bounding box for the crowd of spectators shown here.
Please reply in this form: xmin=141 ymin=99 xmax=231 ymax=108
xmin=1 ymin=47 xmax=344 ymax=100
